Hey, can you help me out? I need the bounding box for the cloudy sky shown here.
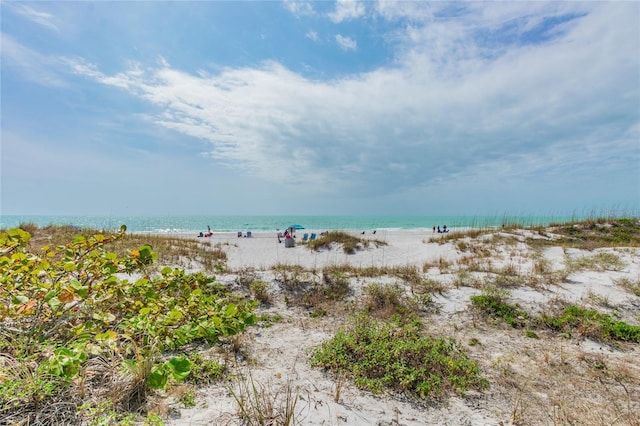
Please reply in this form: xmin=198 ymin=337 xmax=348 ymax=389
xmin=1 ymin=1 xmax=639 ymax=216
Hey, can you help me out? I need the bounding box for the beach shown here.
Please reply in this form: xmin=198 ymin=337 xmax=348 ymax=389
xmin=161 ymin=225 xmax=640 ymax=425
xmin=184 ymin=230 xmax=457 ymax=270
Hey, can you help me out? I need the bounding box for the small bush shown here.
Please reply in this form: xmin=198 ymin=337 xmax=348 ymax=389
xmin=470 ymin=287 xmax=529 ymax=327
xmin=311 ymin=314 xmax=488 ymax=399
xmin=250 ymin=280 xmax=270 ymax=303
xmin=187 ymin=354 xmax=226 ymax=385
xmin=363 ymin=283 xmax=409 ymax=319
xmin=300 ymin=270 xmax=351 ymax=310
xmin=538 ymin=305 xmax=640 ymax=343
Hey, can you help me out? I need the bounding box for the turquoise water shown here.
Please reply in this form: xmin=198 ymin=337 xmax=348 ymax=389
xmin=0 ymin=215 xmax=579 ymax=233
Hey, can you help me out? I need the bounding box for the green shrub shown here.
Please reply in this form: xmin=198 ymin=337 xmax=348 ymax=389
xmin=538 ymin=305 xmax=640 ymax=343
xmin=470 ymin=287 xmax=529 ymax=327
xmin=311 ymin=314 xmax=488 ymax=399
xmin=0 ymin=227 xmax=256 ymax=423
xmin=187 ymin=354 xmax=226 ymax=385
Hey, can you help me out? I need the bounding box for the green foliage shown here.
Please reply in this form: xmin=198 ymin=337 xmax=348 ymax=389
xmin=311 ymin=313 xmax=488 ymax=399
xmin=186 ymin=353 xmax=226 ymax=385
xmin=179 ymin=388 xmax=197 ymax=408
xmin=250 ymin=280 xmax=270 ymax=303
xmin=538 ymin=305 xmax=640 ymax=343
xmin=147 ymin=357 xmax=192 ymax=390
xmin=541 ymin=218 xmax=640 ymax=248
xmin=0 ymin=227 xmax=256 ymax=422
xmin=470 ymin=287 xmax=529 ymax=327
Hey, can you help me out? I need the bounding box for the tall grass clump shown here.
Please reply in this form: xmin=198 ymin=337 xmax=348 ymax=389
xmin=311 ymin=313 xmax=488 ymax=399
xmin=306 ymin=231 xmax=386 ymax=254
xmin=230 ymin=373 xmax=301 ymax=426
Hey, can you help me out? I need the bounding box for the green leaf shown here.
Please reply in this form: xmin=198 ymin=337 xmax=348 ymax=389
xmin=13 ymin=295 xmax=29 ymax=304
xmin=168 ymin=309 xmax=184 ymax=321
xmin=148 ymin=367 xmax=169 ymax=389
xmin=168 ymin=357 xmax=192 ymax=381
xmin=48 ymin=297 xmax=61 ymax=310
xmin=225 ymin=304 xmax=238 ymax=317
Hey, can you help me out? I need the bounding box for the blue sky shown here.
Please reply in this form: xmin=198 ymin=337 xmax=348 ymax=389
xmin=1 ymin=1 xmax=639 ymax=216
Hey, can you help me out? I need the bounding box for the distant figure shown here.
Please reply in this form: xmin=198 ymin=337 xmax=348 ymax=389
xmin=373 ymin=230 xmax=377 ymax=234
xmin=437 ymin=226 xmax=442 ymax=233
xmin=443 ymin=225 xmax=448 ymax=233
xmin=361 ymin=231 xmax=365 ymax=235
xmin=433 ymin=226 xmax=436 ymax=233
xmin=198 ymin=231 xmax=204 ymax=238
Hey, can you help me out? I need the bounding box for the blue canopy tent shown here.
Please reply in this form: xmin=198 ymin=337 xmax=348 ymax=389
xmin=286 ymin=224 xmax=305 ymax=239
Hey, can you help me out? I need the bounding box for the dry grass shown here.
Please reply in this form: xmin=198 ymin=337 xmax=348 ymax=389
xmin=230 ymin=372 xmax=304 ymax=426
xmin=18 ymin=223 xmax=228 ymax=273
xmin=305 ymin=231 xmax=386 ymax=254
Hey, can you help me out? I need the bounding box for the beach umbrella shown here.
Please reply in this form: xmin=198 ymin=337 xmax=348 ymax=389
xmin=288 ymin=224 xmax=305 ymax=230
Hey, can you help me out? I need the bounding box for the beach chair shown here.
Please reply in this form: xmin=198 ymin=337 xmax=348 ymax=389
xmin=310 ymin=233 xmax=316 ymax=241
xmin=246 ymin=231 xmax=252 ymax=238
xmin=237 ymin=231 xmax=242 ymax=238
xmin=302 ymin=233 xmax=309 ymax=241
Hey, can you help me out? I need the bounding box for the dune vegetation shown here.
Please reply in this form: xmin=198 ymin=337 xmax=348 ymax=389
xmin=1 ymin=217 xmax=639 ymax=425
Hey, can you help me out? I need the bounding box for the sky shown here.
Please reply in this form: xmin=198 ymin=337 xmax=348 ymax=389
xmin=1 ymin=1 xmax=639 ymax=216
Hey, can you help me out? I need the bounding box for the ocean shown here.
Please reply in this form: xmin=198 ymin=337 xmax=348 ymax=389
xmin=0 ymin=214 xmax=578 ymax=234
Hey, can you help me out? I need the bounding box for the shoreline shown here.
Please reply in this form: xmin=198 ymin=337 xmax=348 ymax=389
xmin=1 ymin=213 xmax=600 ymax=234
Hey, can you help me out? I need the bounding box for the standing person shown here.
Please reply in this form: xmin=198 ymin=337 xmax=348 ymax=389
xmin=433 ymin=226 xmax=436 ymax=233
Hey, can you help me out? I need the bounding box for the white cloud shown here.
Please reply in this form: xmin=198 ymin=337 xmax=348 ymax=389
xmin=9 ymin=3 xmax=59 ymax=31
xmin=283 ymin=0 xmax=315 ymax=17
xmin=64 ymin=2 xmax=639 ymax=202
xmin=305 ymin=30 xmax=319 ymax=42
xmin=329 ymin=0 xmax=366 ymax=23
xmin=335 ymin=34 xmax=357 ymax=51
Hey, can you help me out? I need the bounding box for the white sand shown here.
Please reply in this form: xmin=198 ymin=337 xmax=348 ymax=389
xmin=164 ymin=229 xmax=640 ymax=425
xmin=190 ymin=230 xmax=458 ymax=270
